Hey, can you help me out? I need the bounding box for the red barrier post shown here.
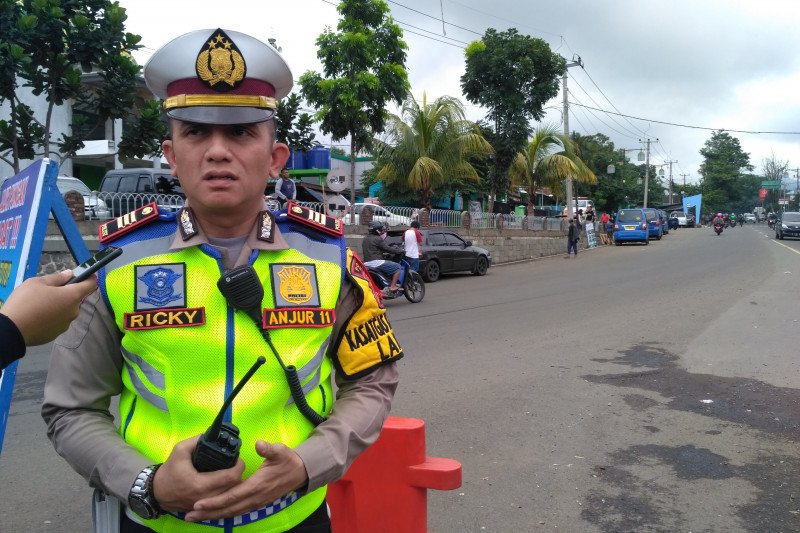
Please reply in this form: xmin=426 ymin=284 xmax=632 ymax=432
xmin=328 ymin=416 xmax=462 ymax=533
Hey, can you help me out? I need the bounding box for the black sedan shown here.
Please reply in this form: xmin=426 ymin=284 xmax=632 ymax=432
xmin=387 ymin=228 xmax=492 ymax=282
xmin=775 ymin=211 xmax=800 ymax=239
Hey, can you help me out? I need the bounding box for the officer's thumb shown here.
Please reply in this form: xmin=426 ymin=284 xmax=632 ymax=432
xmin=255 ymin=440 xmax=287 ymax=462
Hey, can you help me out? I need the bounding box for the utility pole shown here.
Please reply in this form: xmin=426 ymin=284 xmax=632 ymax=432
xmin=562 ymin=55 xmax=583 ymax=219
xmin=680 ymin=173 xmax=689 ymax=188
xmin=664 ymin=159 xmax=678 ymax=204
xmin=639 ymin=138 xmax=657 ymax=207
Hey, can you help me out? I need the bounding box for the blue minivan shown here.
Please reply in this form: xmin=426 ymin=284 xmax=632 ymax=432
xmin=642 ymin=208 xmax=664 ymax=240
xmin=614 ymin=208 xmax=648 ymax=245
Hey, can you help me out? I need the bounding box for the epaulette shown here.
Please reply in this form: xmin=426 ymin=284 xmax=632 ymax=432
xmin=285 ymin=201 xmax=344 ymax=237
xmin=98 ymin=202 xmax=161 ymax=244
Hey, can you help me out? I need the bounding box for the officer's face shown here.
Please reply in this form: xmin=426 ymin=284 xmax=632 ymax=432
xmin=163 ymin=120 xmax=288 ymax=221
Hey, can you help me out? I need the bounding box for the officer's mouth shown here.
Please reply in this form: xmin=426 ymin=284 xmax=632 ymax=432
xmin=203 ymin=172 xmax=238 ymax=182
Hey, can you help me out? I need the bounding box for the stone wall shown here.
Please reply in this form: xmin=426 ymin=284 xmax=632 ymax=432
xmin=37 ymin=219 xmax=584 ymax=273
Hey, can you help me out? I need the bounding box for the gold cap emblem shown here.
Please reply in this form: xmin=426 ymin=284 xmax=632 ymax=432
xmin=196 ymin=29 xmax=246 ymax=91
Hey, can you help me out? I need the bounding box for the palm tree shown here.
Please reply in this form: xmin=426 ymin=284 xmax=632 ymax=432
xmin=373 ymin=93 xmax=493 ymax=210
xmin=509 ymin=125 xmax=596 ymax=215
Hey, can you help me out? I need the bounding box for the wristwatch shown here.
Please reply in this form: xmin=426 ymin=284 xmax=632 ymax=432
xmin=128 ymin=464 xmax=163 ymax=520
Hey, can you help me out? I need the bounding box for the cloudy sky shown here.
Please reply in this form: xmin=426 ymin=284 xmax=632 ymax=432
xmin=120 ymin=0 xmax=800 ymax=188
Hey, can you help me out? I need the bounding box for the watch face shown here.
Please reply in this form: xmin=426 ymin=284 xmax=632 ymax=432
xmin=129 ymin=495 xmax=155 ymax=519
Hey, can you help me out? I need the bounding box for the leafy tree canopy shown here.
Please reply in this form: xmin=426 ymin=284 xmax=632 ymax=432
xmin=0 ymin=0 xmax=149 ymax=172
xmin=698 ymin=131 xmax=754 ymax=213
xmin=371 ymin=93 xmax=492 ymax=209
xmin=460 ymin=28 xmax=565 ymax=211
xmin=299 ymin=0 xmax=409 ymax=207
xmin=276 ymin=93 xmax=318 ymax=152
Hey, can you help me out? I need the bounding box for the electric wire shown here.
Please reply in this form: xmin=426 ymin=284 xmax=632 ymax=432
xmin=568 ymin=102 xmax=800 ymax=135
xmin=578 ymin=66 xmax=649 ymax=138
xmin=568 ymin=90 xmax=631 ymax=139
xmin=567 ymin=72 xmax=641 ymax=140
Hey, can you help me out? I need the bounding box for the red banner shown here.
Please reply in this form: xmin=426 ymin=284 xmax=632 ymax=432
xmin=759 ymin=188 xmax=767 ymax=200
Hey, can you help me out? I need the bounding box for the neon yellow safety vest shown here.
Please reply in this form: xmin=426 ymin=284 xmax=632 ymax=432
xmin=102 ymin=219 xmax=343 ymax=532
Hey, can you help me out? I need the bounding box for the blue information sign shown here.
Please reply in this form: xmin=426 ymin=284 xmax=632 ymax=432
xmin=0 ymin=159 xmax=90 ymax=454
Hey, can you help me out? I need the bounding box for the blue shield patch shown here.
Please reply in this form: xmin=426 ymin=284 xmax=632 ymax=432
xmin=135 ymin=264 xmax=186 ymax=310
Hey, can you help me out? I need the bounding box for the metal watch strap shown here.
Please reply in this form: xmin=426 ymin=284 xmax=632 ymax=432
xmin=128 ymin=464 xmax=163 ymax=519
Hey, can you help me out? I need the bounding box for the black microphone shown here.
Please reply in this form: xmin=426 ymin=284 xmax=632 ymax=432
xmin=217 ymin=265 xmax=325 ymax=427
xmin=192 ymin=356 xmax=265 ymax=472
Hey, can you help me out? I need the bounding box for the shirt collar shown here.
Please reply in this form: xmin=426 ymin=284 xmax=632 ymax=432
xmin=169 ymin=205 xmax=290 ymax=256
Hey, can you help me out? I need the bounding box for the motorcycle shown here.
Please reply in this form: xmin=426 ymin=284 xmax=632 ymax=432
xmin=768 ymin=217 xmax=776 ymax=229
xmin=714 ymin=222 xmax=724 ymax=235
xmin=366 ymin=250 xmax=425 ymax=303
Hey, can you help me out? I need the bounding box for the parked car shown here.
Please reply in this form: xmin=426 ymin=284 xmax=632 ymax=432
xmin=642 ymin=208 xmax=663 ymax=240
xmin=774 ymin=211 xmax=800 ymax=240
xmin=613 ymin=208 xmax=648 ymax=245
xmin=658 ymin=209 xmax=670 ymax=235
xmin=667 ymin=211 xmax=680 ymax=230
xmin=743 ymin=213 xmax=756 ymax=223
xmin=386 ymin=228 xmax=491 ymax=282
xmin=670 ymin=210 xmax=695 ymax=227
xmin=56 ymin=176 xmax=110 ymax=220
xmin=99 ymin=168 xmax=184 ymax=217
xmin=342 ymin=203 xmax=411 ymax=226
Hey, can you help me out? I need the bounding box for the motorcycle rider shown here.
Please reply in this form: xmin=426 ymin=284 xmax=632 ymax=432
xmin=362 ymin=221 xmax=402 ymax=294
xmin=729 ymin=212 xmax=737 ymax=227
xmin=713 ymin=212 xmax=725 ymax=228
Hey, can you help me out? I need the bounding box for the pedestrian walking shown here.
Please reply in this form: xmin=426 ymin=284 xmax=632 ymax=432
xmin=567 ymin=217 xmax=580 ymax=257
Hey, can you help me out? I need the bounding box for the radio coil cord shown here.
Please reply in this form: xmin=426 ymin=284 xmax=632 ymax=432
xmin=217 ymin=265 xmax=326 ymax=427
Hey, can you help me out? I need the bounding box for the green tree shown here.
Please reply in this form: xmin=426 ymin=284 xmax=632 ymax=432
xmin=276 ymin=93 xmax=318 ymax=153
xmin=299 ymin=0 xmax=409 ymax=210
xmin=0 ymin=0 xmax=147 ymax=173
xmin=461 ymin=28 xmax=566 ymax=212
xmin=698 ymin=131 xmax=753 ymax=213
xmin=761 ymin=154 xmax=789 ymax=211
xmin=371 ymin=93 xmax=492 ymax=209
xmin=508 ymin=125 xmax=595 ymax=215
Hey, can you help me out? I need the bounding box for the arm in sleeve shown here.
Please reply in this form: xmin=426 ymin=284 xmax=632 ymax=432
xmin=293 ymin=260 xmax=400 ymax=490
xmin=293 ymin=362 xmax=398 ymax=491
xmin=0 ymin=312 xmax=26 ymax=370
xmin=41 ymin=291 xmax=152 ymax=501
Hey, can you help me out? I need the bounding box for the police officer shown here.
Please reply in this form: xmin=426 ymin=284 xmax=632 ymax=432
xmin=42 ymin=28 xmax=401 ymax=533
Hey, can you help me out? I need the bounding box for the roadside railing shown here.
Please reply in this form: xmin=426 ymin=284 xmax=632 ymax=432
xmin=88 ymin=193 xmax=568 ymax=233
xmin=96 ymin=191 xmax=185 ymax=219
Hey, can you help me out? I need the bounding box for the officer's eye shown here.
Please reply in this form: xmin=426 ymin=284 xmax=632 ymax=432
xmin=228 ymin=125 xmax=250 ymax=137
xmin=182 ymin=124 xmax=207 ymax=136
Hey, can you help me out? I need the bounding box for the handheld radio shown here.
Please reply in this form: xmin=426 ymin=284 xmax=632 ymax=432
xmin=191 ymin=356 xmax=266 ymax=472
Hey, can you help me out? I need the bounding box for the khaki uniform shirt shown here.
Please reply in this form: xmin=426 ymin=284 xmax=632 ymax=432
xmin=42 ymin=213 xmax=399 ymax=501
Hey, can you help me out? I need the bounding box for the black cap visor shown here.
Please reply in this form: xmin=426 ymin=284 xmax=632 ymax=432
xmin=167 ymin=106 xmax=275 ymax=125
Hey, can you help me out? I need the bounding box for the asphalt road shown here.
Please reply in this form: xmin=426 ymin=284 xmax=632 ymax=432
xmin=2 ymin=223 xmax=799 ymax=532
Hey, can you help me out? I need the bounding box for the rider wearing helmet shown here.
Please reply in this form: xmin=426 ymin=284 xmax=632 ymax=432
xmin=713 ymin=212 xmax=725 ymax=226
xmin=362 ymin=221 xmax=402 ymax=293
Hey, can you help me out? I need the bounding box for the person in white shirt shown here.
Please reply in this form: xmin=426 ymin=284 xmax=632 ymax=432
xmin=403 ymin=221 xmax=422 ymax=272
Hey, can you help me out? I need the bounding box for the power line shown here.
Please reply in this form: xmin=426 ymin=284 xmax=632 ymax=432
xmin=568 ymin=90 xmax=638 ymax=140
xmin=578 ymin=66 xmax=648 ymax=138
xmin=387 ymin=0 xmax=481 ymax=37
xmin=567 ymin=72 xmax=640 ymax=140
xmin=568 ymin=102 xmax=800 ymax=135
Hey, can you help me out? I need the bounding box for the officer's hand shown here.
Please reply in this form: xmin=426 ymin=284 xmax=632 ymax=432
xmin=153 ymin=435 xmax=245 ymax=513
xmin=185 ymin=440 xmax=308 ymax=522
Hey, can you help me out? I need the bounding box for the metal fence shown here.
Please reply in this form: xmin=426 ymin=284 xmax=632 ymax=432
xmin=90 ymin=194 xmax=567 ymax=232
xmin=95 ymin=191 xmax=186 ymax=219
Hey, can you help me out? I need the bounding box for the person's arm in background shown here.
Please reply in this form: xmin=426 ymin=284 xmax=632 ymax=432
xmin=0 ymin=270 xmax=97 ymax=370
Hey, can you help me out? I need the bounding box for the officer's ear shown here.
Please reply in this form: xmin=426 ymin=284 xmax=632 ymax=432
xmin=270 ymin=141 xmax=290 ymax=178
